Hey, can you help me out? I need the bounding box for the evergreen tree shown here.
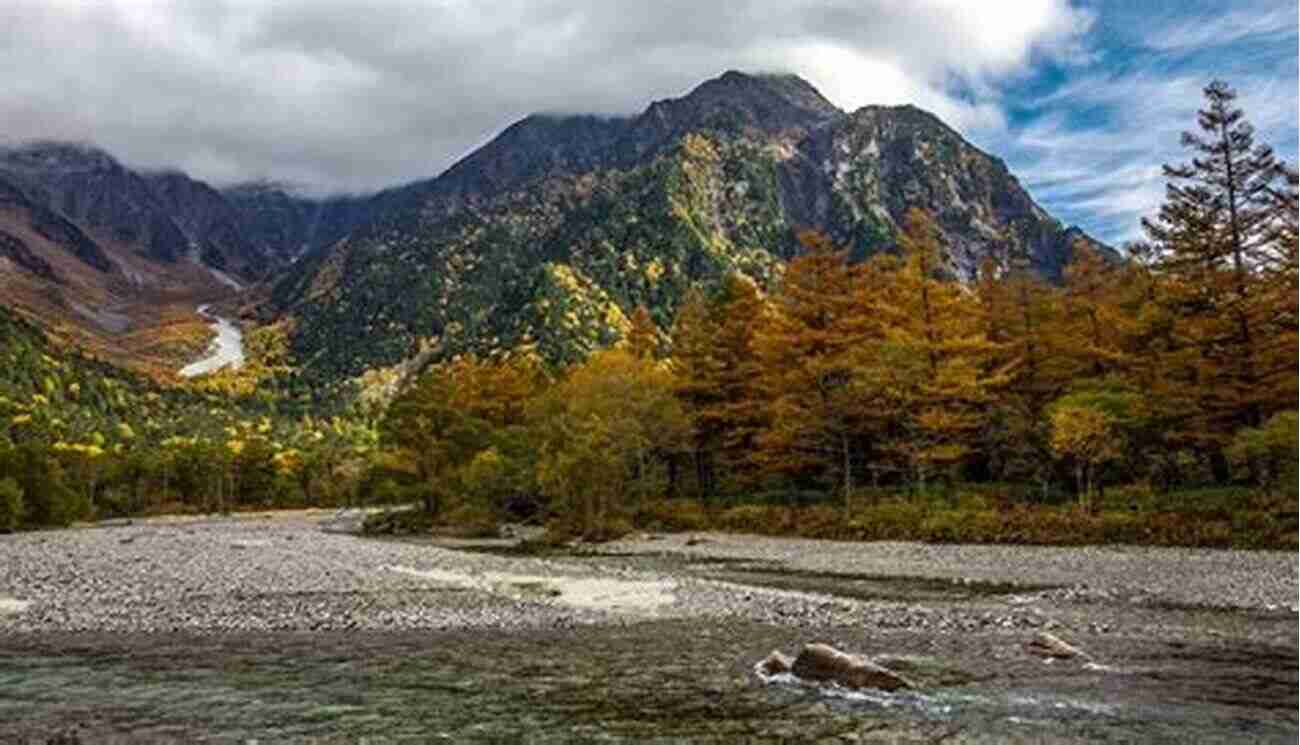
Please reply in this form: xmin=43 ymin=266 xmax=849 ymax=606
xmin=1140 ymin=80 xmax=1297 ymax=454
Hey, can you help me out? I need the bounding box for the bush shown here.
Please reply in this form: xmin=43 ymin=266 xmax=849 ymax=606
xmin=1100 ymin=483 xmax=1159 ymax=512
xmin=444 ymin=503 xmax=498 ymax=537
xmin=1227 ymin=411 xmax=1298 ymax=490
xmin=0 ymin=477 xmax=23 ymax=531
xmin=795 ymin=505 xmax=843 ymax=538
xmin=716 ymin=504 xmax=779 ymax=533
xmin=853 ymin=499 xmax=928 ymax=541
xmin=634 ymin=498 xmax=710 ymax=532
xmin=361 ymin=507 xmax=436 ymax=536
xmin=543 ymin=515 xmax=633 ymax=543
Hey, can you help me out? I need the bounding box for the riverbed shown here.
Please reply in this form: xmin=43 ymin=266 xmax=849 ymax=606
xmin=0 ymin=514 xmax=1294 ymax=742
xmin=178 ymin=303 xmax=244 ymax=377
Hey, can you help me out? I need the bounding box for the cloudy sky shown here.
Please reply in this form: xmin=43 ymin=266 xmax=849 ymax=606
xmin=2 ymin=0 xmax=1295 ymax=244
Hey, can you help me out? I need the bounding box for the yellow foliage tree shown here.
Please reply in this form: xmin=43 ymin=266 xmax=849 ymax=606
xmin=1049 ymin=405 xmax=1123 ymax=506
xmin=533 ymin=349 xmax=688 ymax=539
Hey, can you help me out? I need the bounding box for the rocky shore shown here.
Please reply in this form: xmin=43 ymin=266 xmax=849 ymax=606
xmin=1 ymin=512 xmax=1296 ymax=743
xmin=1 ymin=512 xmax=1295 ymax=635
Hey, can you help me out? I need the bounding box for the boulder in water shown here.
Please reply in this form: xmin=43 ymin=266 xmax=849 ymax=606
xmin=789 ymin=643 xmax=914 ymax=691
xmin=1026 ymin=631 xmax=1087 ymax=659
xmin=757 ymin=650 xmax=794 ymax=676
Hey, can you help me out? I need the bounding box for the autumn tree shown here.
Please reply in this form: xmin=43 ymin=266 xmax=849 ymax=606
xmin=624 ymin=305 xmax=661 ymax=360
xmin=1141 ymin=80 xmax=1298 ymax=466
xmin=1048 ymin=386 xmax=1143 ymax=504
xmin=533 ymin=349 xmax=688 ymax=539
xmin=1060 ymin=243 xmax=1131 ymax=382
xmin=384 ymin=353 xmax=550 ymax=518
xmin=875 ymin=209 xmax=1006 ymax=489
xmin=1049 ymin=405 xmax=1121 ymax=507
xmin=974 ymin=251 xmax=1071 ymax=485
xmin=669 ymin=286 xmax=723 ymax=494
xmin=669 ymin=274 xmax=766 ymax=495
xmin=751 ymin=232 xmax=888 ymax=502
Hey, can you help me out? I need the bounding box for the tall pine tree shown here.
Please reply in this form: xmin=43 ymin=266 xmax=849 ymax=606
xmin=1140 ymin=81 xmax=1297 ymax=461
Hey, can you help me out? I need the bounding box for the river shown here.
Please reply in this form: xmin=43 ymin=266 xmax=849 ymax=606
xmin=0 ymin=517 xmax=1294 ymax=743
xmin=178 ymin=303 xmax=245 ymax=378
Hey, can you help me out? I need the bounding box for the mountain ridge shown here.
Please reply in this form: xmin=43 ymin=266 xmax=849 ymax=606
xmin=262 ymin=71 xmax=1115 ymax=382
xmin=1 ymin=71 xmax=1115 ymax=385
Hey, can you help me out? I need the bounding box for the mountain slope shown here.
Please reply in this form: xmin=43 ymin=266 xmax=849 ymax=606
xmin=0 ymin=167 xmax=243 ymax=377
xmin=269 ymin=71 xmax=1113 ymax=382
xmin=0 ymin=71 xmax=1113 ymax=386
xmin=0 ymin=146 xmax=381 ymax=377
xmin=0 ymin=143 xmax=285 ymax=279
xmin=222 ymin=182 xmax=378 ymax=262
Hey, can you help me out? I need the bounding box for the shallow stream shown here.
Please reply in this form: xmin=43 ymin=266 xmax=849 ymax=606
xmin=1 ymin=540 xmax=1294 ymax=743
xmin=178 ymin=304 xmax=244 ymax=378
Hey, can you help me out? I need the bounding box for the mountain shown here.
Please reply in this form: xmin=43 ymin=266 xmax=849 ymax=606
xmin=0 ymin=145 xmax=387 ymax=376
xmin=0 ymin=175 xmax=113 ymax=279
xmin=221 ymin=182 xmax=379 ymax=262
xmin=0 ymin=143 xmax=271 ymax=277
xmin=0 ymin=148 xmax=263 ymax=376
xmin=267 ymin=71 xmax=1114 ymax=382
xmin=0 ymin=71 xmax=1114 ymax=385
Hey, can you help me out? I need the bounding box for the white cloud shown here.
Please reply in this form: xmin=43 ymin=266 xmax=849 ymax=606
xmin=0 ymin=0 xmax=1090 ymax=192
xmin=1144 ymin=3 xmax=1296 ymax=51
xmin=1001 ymin=67 xmax=1298 ymax=245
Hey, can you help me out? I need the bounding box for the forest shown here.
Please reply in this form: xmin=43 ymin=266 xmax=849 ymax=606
xmin=0 ymin=82 xmax=1295 ymax=548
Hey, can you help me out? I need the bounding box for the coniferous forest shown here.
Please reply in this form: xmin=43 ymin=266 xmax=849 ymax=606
xmin=1 ymin=82 xmax=1295 ymax=548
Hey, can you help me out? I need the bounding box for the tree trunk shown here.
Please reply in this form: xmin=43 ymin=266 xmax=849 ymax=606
xmin=841 ymin=432 xmax=853 ymax=514
xmin=1210 ymin=449 xmax=1231 ymax=484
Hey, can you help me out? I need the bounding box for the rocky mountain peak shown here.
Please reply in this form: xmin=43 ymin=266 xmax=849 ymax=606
xmin=686 ymin=70 xmax=841 ymax=120
xmin=639 ymin=70 xmax=840 ymax=138
xmin=0 ymin=142 xmax=122 ymax=175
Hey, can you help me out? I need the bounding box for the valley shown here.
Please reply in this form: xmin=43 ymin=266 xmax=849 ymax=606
xmin=0 ymin=20 xmax=1295 ymax=745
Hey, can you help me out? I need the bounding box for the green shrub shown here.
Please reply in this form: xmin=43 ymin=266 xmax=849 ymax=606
xmin=747 ymin=488 xmax=828 ymax=507
xmin=0 ymin=477 xmax=23 ymax=531
xmin=1155 ymin=486 xmax=1256 ymax=515
xmin=951 ymin=490 xmax=998 ymax=512
xmin=1101 ymin=483 xmax=1159 ymax=512
xmin=1227 ymin=411 xmax=1298 ymax=489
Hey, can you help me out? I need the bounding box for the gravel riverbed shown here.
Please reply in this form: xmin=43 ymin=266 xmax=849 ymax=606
xmin=2 ymin=513 xmax=1293 ymax=635
xmin=0 ymin=512 xmax=1295 ymax=743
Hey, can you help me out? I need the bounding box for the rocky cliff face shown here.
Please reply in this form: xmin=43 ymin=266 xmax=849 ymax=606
xmin=0 ymin=143 xmax=195 ymax=266
xmin=0 ymin=144 xmax=289 ymax=279
xmin=0 ymin=175 xmax=113 ymax=278
xmin=778 ymin=104 xmax=1106 ymax=277
xmin=221 ymin=182 xmax=377 ymax=263
xmin=268 ymin=71 xmax=1113 ymax=382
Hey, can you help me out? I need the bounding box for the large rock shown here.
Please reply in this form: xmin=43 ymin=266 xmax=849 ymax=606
xmin=1026 ymin=631 xmax=1087 ymax=660
xmin=756 ymin=650 xmax=794 ymax=676
xmin=789 ymin=643 xmax=914 ymax=691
